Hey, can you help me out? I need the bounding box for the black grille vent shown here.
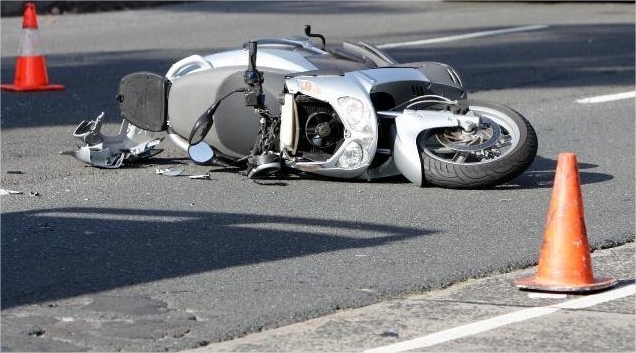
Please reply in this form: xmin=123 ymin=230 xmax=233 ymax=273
xmin=295 ymin=98 xmax=344 ymax=160
xmin=411 ymin=84 xmax=426 ymax=97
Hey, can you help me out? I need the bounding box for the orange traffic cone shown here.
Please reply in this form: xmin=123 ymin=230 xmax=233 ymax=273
xmin=1 ymin=2 xmax=65 ymax=92
xmin=514 ymin=152 xmax=617 ymax=293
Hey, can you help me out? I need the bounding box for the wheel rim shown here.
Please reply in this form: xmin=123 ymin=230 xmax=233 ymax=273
xmin=421 ymin=105 xmax=522 ymax=165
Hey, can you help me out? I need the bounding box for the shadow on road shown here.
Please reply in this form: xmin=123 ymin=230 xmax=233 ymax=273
xmin=503 ymin=155 xmax=614 ymax=190
xmin=1 ymin=208 xmax=434 ymax=309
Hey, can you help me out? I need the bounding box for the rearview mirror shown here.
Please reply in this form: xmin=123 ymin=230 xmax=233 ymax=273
xmin=188 ymin=108 xmax=215 ymax=145
xmin=188 ymin=142 xmax=215 ymax=165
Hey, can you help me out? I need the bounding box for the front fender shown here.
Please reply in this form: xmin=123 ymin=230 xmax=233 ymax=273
xmin=392 ymin=110 xmax=464 ymax=186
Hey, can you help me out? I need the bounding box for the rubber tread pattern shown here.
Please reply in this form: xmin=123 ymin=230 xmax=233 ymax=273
xmin=420 ymin=100 xmax=538 ymax=189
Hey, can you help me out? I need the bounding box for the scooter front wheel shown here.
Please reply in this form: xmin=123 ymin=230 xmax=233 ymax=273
xmin=417 ymin=100 xmax=538 ymax=189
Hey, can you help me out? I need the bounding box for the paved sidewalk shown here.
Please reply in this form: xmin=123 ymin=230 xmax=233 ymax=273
xmin=187 ymin=243 xmax=635 ymax=352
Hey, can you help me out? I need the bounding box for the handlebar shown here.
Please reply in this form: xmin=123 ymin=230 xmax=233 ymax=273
xmin=244 ymin=41 xmax=265 ymax=109
xmin=248 ymin=41 xmax=258 ymax=77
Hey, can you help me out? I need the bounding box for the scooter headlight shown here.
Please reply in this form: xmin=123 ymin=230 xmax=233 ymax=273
xmin=337 ymin=96 xmax=370 ymax=132
xmin=337 ymin=141 xmax=364 ymax=169
xmin=335 ymin=96 xmax=376 ymax=169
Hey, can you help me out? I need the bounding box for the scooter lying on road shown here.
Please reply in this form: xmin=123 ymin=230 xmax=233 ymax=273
xmin=71 ymin=26 xmax=537 ymax=189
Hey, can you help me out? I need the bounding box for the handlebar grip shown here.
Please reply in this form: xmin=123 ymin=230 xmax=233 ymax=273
xmin=248 ymin=41 xmax=257 ymax=71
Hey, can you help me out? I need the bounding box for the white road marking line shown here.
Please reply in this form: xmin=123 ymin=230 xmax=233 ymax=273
xmin=576 ymin=91 xmax=636 ymax=104
xmin=364 ymin=284 xmax=635 ymax=353
xmin=376 ymin=25 xmax=549 ymax=49
xmin=551 ymin=284 xmax=635 ymax=309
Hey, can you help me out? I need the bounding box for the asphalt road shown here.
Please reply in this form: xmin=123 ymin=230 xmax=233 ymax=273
xmin=1 ymin=1 xmax=634 ymax=352
xmin=188 ymin=243 xmax=635 ymax=352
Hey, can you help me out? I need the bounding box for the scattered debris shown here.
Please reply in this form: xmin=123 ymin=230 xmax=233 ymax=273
xmin=156 ymin=168 xmax=185 ymax=177
xmin=188 ymin=174 xmax=211 ymax=180
xmin=0 ymin=189 xmax=23 ymax=195
xmin=66 ymin=112 xmax=163 ymax=168
xmin=1 ymin=189 xmax=41 ymax=196
xmin=155 ymin=168 xmax=215 ymax=180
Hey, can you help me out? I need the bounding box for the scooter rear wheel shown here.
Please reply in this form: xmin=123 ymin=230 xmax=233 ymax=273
xmin=417 ymin=100 xmax=538 ymax=189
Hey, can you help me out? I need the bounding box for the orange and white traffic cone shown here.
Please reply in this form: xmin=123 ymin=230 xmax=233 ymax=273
xmin=514 ymin=152 xmax=617 ymax=293
xmin=1 ymin=2 xmax=65 ymax=92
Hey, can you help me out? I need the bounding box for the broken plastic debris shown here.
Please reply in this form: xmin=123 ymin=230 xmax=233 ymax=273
xmin=0 ymin=186 xmax=33 ymax=197
xmin=67 ymin=112 xmax=163 ymax=168
xmin=72 ymin=147 xmax=126 ymax=168
xmin=188 ymin=174 xmax=211 ymax=180
xmin=129 ymin=138 xmax=162 ymax=156
xmin=1 ymin=189 xmax=23 ymax=195
xmin=156 ymin=168 xmax=185 ymax=176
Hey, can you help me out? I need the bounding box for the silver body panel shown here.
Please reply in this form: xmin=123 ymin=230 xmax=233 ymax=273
xmin=164 ymin=39 xmax=468 ymax=180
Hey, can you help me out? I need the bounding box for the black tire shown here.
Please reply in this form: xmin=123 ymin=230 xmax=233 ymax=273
xmin=418 ymin=100 xmax=538 ymax=189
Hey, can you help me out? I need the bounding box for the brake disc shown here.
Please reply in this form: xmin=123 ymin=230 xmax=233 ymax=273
xmin=436 ymin=116 xmax=501 ymax=152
